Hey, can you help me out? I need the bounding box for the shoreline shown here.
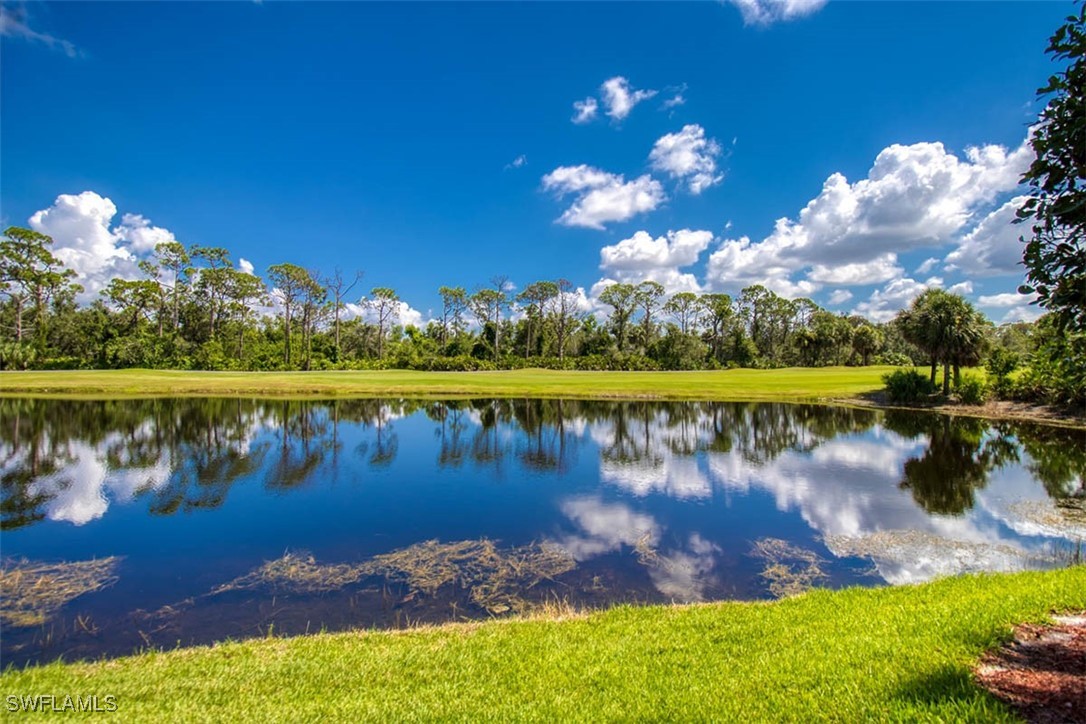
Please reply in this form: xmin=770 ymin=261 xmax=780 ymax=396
xmin=2 ymin=368 xmax=1083 ymax=429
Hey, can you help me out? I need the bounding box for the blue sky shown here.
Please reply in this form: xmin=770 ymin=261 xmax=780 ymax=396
xmin=0 ymin=1 xmax=1072 ymax=324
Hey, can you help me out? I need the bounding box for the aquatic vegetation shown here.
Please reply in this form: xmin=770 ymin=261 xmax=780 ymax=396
xmin=365 ymin=539 xmax=576 ymax=613
xmin=0 ymin=557 xmax=120 ymax=627
xmin=213 ymin=552 xmax=366 ymax=595
xmin=212 ymin=540 xmax=576 ymax=615
xmin=749 ymin=538 xmax=827 ymax=598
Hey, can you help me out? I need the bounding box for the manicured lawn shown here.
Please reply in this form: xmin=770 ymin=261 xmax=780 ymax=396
xmin=3 ymin=568 xmax=1083 ymax=721
xmin=0 ymin=367 xmax=895 ymax=400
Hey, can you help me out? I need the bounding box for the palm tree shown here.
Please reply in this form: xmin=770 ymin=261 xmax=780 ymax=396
xmin=897 ymin=290 xmax=989 ymax=395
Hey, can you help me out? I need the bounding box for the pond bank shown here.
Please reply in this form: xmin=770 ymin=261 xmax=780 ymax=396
xmin=3 ymin=568 xmax=1084 ymax=721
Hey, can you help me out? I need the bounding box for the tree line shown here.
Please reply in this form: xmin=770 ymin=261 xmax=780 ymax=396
xmin=0 ymin=225 xmax=968 ymax=369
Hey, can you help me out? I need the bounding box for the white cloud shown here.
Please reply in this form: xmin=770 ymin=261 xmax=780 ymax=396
xmin=662 ymin=93 xmax=686 ymax=110
xmin=113 ymin=213 xmax=179 ymax=254
xmin=542 ymin=165 xmax=666 ymax=230
xmin=600 ymin=76 xmax=657 ymax=121
xmin=978 ymin=292 xmax=1035 ymax=307
xmin=344 ymin=299 xmax=427 ymax=329
xmin=238 ymin=258 xmax=255 ymax=275
xmin=28 ymin=191 xmax=178 ymax=302
xmin=945 ymin=196 xmax=1028 ymax=276
xmin=915 ymin=257 xmax=940 ymax=275
xmin=649 ymin=124 xmax=723 ymax=195
xmin=571 ymin=97 xmax=598 ymax=124
xmin=827 ymin=289 xmax=852 ymax=306
xmin=0 ymin=4 xmax=77 ymax=57
xmin=600 ymin=229 xmax=713 ymax=272
xmin=705 ymin=137 xmax=1031 ymax=296
xmin=727 ymin=0 xmax=827 ymax=25
xmin=597 ymin=229 xmax=713 ymax=294
xmin=505 ymin=154 xmax=527 ymax=169
xmin=852 ymin=276 xmax=943 ymax=322
xmin=808 ymin=254 xmax=902 ymax=285
xmin=978 ymin=291 xmax=1042 ymax=323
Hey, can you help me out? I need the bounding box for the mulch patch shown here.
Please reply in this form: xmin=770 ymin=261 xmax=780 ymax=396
xmin=975 ymin=613 xmax=1086 ymax=724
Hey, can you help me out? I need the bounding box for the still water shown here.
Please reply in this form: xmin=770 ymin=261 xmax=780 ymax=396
xmin=2 ymin=397 xmax=1083 ymax=666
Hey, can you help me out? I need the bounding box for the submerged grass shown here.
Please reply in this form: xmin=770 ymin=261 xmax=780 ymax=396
xmin=0 ymin=367 xmax=893 ymax=401
xmin=750 ymin=538 xmax=828 ymax=598
xmin=213 ymin=553 xmax=365 ymax=595
xmin=3 ymin=568 xmax=1084 ymax=722
xmin=211 ymin=541 xmax=576 ymax=614
xmin=0 ymin=557 xmax=120 ymax=628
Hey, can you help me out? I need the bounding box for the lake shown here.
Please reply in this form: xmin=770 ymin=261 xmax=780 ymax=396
xmin=2 ymin=397 xmax=1083 ymax=666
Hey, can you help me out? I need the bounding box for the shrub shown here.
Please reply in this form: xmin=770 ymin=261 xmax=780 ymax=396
xmin=956 ymin=372 xmax=989 ymax=405
xmin=882 ymin=369 xmax=936 ymax=403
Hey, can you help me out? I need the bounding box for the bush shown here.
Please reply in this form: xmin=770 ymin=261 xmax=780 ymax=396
xmin=956 ymin=372 xmax=989 ymax=405
xmin=882 ymin=369 xmax=936 ymax=403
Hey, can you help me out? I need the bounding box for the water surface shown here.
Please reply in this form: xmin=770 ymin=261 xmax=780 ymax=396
xmin=2 ymin=397 xmax=1083 ymax=666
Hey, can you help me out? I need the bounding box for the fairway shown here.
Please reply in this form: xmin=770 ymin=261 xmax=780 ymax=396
xmin=3 ymin=569 xmax=1083 ymax=722
xmin=0 ymin=367 xmax=894 ymax=400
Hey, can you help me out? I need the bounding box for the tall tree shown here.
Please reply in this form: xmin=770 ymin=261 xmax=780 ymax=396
xmin=851 ymin=323 xmax=883 ymax=366
xmin=0 ymin=227 xmax=76 ymax=346
xmin=1017 ymin=2 xmax=1086 ymax=333
xmin=548 ymin=279 xmax=582 ymax=361
xmin=190 ymin=245 xmax=232 ymax=340
xmin=469 ymin=287 xmax=506 ymax=362
xmin=153 ymin=241 xmax=190 ymax=335
xmin=438 ymin=286 xmax=469 ymax=348
xmin=365 ymin=287 xmax=400 ymax=359
xmin=517 ymin=281 xmax=558 ymax=358
xmin=325 ymin=268 xmax=363 ymax=354
xmin=663 ymin=292 xmax=701 ymax=335
xmin=634 ymin=281 xmax=665 ymax=351
xmin=698 ymin=293 xmax=736 ymax=364
xmin=268 ymin=263 xmax=313 ymax=367
xmin=598 ymin=282 xmax=638 ymax=353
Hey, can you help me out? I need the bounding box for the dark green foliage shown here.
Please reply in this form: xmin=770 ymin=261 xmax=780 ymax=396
xmin=956 ymin=373 xmax=989 ymax=406
xmin=984 ymin=347 xmax=1019 ymax=398
xmin=1017 ymin=2 xmax=1086 ymax=333
xmin=883 ymin=369 xmax=937 ymax=403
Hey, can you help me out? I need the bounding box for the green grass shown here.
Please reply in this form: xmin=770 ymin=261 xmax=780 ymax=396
xmin=0 ymin=367 xmax=895 ymax=400
xmin=3 ymin=568 xmax=1083 ymax=722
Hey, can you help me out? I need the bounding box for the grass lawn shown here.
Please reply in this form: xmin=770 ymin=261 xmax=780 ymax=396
xmin=0 ymin=366 xmax=895 ymax=400
xmin=3 ymin=568 xmax=1083 ymax=722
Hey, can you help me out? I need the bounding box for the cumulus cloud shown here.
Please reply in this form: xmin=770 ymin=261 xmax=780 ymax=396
xmin=28 ymin=191 xmax=180 ymax=302
xmin=0 ymin=3 xmax=78 ymax=57
xmin=571 ymin=97 xmax=598 ymax=124
xmin=649 ymin=124 xmax=723 ymax=194
xmin=808 ymin=254 xmax=902 ymax=285
xmin=343 ymin=299 xmax=428 ymax=329
xmin=705 ymin=137 xmax=1031 ymax=296
xmin=238 ymin=258 xmax=255 ymax=275
xmin=595 ymin=229 xmax=714 ymax=294
xmin=600 ymin=76 xmax=657 ymax=121
xmin=827 ymin=289 xmax=852 ymax=306
xmin=945 ymin=196 xmax=1028 ymax=276
xmin=726 ymin=0 xmax=828 ymax=26
xmin=113 ymin=213 xmax=179 ymax=254
xmin=978 ymin=291 xmax=1042 ymax=323
xmin=505 ymin=154 xmax=527 ymax=170
xmin=600 ymin=229 xmax=713 ymax=272
xmin=852 ymin=276 xmax=944 ymax=322
xmin=542 ymin=164 xmax=666 ymax=230
xmin=915 ymin=257 xmax=940 ymax=275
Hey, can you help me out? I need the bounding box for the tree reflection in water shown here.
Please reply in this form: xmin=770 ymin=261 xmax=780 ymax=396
xmin=2 ymin=397 xmax=1084 ymax=530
